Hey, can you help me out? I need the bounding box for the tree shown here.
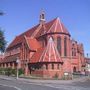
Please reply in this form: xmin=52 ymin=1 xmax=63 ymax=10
xmin=0 ymin=11 xmax=4 ymax=16
xmin=0 ymin=29 xmax=6 ymax=53
xmin=0 ymin=10 xmax=6 ymax=53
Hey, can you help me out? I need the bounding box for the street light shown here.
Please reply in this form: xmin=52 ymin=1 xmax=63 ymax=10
xmin=16 ymin=57 xmax=20 ymax=79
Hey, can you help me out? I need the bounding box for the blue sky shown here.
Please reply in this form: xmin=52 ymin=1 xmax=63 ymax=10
xmin=0 ymin=0 xmax=90 ymax=57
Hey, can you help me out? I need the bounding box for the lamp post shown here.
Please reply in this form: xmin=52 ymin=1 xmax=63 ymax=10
xmin=16 ymin=57 xmax=19 ymax=79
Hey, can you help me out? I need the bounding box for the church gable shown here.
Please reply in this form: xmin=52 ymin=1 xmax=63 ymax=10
xmin=30 ymin=37 xmax=62 ymax=63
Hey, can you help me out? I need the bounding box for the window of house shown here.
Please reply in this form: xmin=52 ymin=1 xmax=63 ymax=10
xmin=74 ymin=48 xmax=76 ymax=56
xmin=46 ymin=64 xmax=48 ymax=70
xmin=57 ymin=37 xmax=61 ymax=55
xmin=72 ymin=47 xmax=76 ymax=56
xmin=64 ymin=37 xmax=67 ymax=56
xmin=52 ymin=64 xmax=54 ymax=69
xmin=72 ymin=48 xmax=74 ymax=56
xmin=57 ymin=64 xmax=60 ymax=69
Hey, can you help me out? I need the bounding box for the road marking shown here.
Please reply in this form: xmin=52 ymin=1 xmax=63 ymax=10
xmin=0 ymin=84 xmax=21 ymax=90
xmin=0 ymin=78 xmax=72 ymax=90
xmin=0 ymin=77 xmax=88 ymax=90
xmin=18 ymin=81 xmax=68 ymax=90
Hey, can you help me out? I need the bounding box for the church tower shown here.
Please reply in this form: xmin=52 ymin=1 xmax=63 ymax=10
xmin=39 ymin=10 xmax=45 ymax=24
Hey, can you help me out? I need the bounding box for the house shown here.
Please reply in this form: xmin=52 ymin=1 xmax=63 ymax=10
xmin=85 ymin=58 xmax=90 ymax=75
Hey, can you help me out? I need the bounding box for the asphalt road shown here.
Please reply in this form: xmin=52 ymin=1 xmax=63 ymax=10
xmin=0 ymin=79 xmax=59 ymax=90
xmin=0 ymin=85 xmax=17 ymax=90
xmin=0 ymin=78 xmax=90 ymax=90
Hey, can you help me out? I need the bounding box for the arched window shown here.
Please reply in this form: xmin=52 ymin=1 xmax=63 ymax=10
xmin=57 ymin=64 xmax=60 ymax=69
xmin=64 ymin=37 xmax=67 ymax=56
xmin=72 ymin=48 xmax=74 ymax=56
xmin=72 ymin=44 xmax=76 ymax=56
xmin=57 ymin=37 xmax=61 ymax=55
xmin=74 ymin=48 xmax=76 ymax=56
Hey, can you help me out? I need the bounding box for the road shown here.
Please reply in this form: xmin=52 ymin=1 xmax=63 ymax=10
xmin=0 ymin=77 xmax=90 ymax=90
xmin=0 ymin=79 xmax=59 ymax=90
xmin=0 ymin=85 xmax=17 ymax=90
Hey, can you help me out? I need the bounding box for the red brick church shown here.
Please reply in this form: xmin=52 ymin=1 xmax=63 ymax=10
xmin=0 ymin=11 xmax=86 ymax=78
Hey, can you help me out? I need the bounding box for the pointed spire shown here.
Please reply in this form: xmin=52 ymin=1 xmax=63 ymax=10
xmin=39 ymin=10 xmax=45 ymax=24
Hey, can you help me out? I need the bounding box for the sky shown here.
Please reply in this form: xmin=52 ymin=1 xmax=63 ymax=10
xmin=0 ymin=0 xmax=90 ymax=57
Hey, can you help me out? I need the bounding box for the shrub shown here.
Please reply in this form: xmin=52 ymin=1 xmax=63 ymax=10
xmin=11 ymin=69 xmax=16 ymax=76
xmin=5 ymin=68 xmax=12 ymax=76
xmin=18 ymin=68 xmax=24 ymax=75
xmin=0 ymin=68 xmax=24 ymax=76
xmin=0 ymin=68 xmax=5 ymax=75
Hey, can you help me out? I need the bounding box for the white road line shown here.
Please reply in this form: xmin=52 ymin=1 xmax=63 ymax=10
xmin=0 ymin=84 xmax=21 ymax=90
xmin=0 ymin=78 xmax=83 ymax=90
xmin=18 ymin=81 xmax=67 ymax=90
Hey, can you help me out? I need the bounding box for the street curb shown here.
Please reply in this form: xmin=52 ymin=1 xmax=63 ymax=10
xmin=0 ymin=75 xmax=89 ymax=84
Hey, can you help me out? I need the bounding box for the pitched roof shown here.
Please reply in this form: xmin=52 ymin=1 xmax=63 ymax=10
xmin=24 ymin=36 xmax=41 ymax=51
xmin=30 ymin=37 xmax=62 ymax=63
xmin=7 ymin=24 xmax=40 ymax=49
xmin=1 ymin=54 xmax=19 ymax=63
xmin=46 ymin=18 xmax=69 ymax=34
xmin=7 ymin=17 xmax=70 ymax=49
xmin=30 ymin=48 xmax=44 ymax=63
xmin=34 ymin=18 xmax=70 ymax=38
xmin=0 ymin=55 xmax=4 ymax=63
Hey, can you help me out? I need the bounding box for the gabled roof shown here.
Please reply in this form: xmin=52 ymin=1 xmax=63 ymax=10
xmin=30 ymin=37 xmax=62 ymax=63
xmin=0 ymin=55 xmax=4 ymax=63
xmin=46 ymin=18 xmax=69 ymax=34
xmin=24 ymin=36 xmax=41 ymax=51
xmin=30 ymin=48 xmax=44 ymax=63
xmin=7 ymin=17 xmax=70 ymax=49
xmin=7 ymin=24 xmax=40 ymax=49
xmin=34 ymin=18 xmax=70 ymax=38
xmin=1 ymin=54 xmax=19 ymax=63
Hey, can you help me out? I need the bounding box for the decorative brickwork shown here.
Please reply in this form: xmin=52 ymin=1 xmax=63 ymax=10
xmin=0 ymin=12 xmax=86 ymax=78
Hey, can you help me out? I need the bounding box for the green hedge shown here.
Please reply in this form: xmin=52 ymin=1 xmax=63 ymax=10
xmin=0 ymin=68 xmax=24 ymax=76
